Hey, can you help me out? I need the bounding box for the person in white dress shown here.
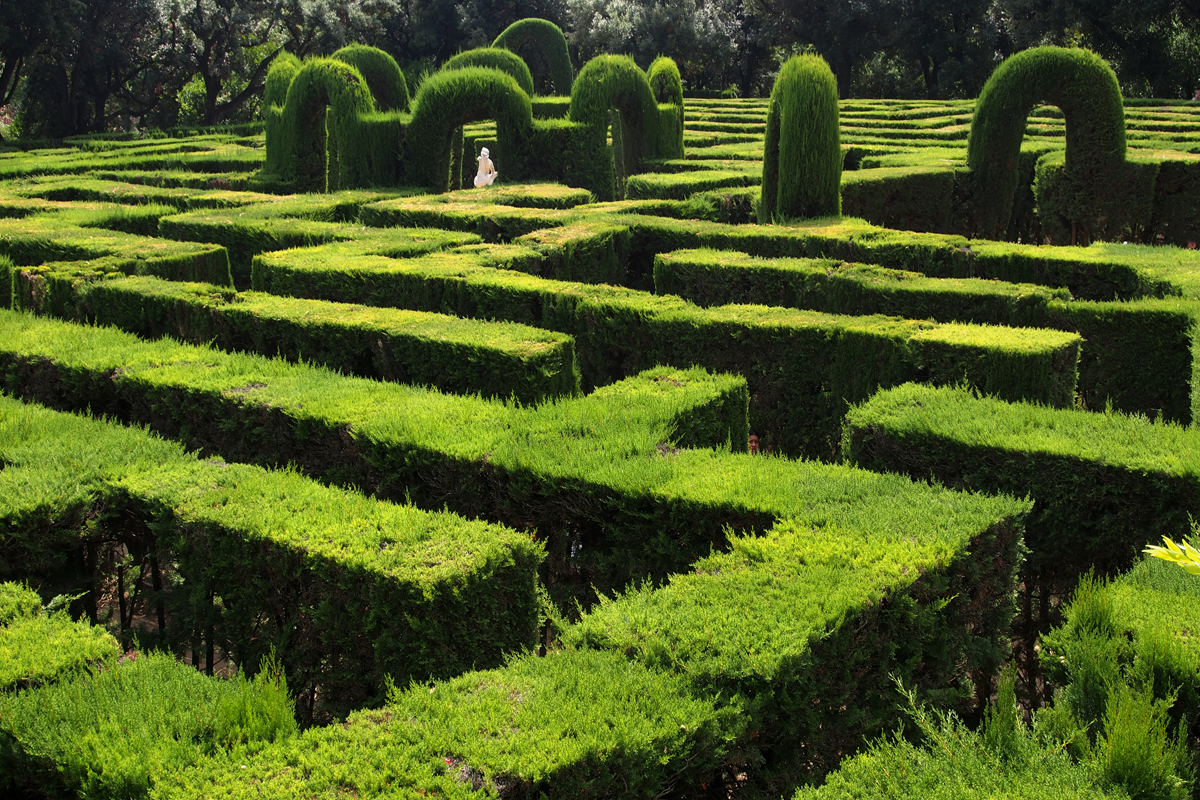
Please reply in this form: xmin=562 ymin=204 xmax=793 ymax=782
xmin=474 ymin=147 xmax=498 ymax=188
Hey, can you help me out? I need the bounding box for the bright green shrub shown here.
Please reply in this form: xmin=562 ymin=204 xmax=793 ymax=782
xmin=795 ymin=678 xmax=1130 ymax=800
xmin=647 ymin=56 xmax=685 ymax=158
xmin=0 ymin=393 xmax=544 ymax=719
xmin=0 ymin=613 xmax=122 ymax=692
xmin=967 ymin=47 xmax=1128 ymax=240
xmin=270 ymin=58 xmax=378 ymax=193
xmin=843 ymin=383 xmax=1200 ymax=595
xmin=252 ymin=243 xmax=1081 ymax=456
xmin=492 ymin=17 xmax=573 ymax=96
xmin=569 ymin=55 xmax=670 ymax=199
xmin=0 ymin=651 xmax=295 ymax=800
xmin=31 ymin=271 xmax=581 ymax=404
xmin=759 ymin=54 xmax=841 ymax=223
xmin=332 ymin=44 xmax=409 ymax=112
xmin=153 ymin=649 xmax=730 ymax=799
xmin=0 ymin=583 xmax=41 ymax=625
xmin=566 ymin=509 xmax=1025 ymax=793
xmin=407 ymin=67 xmax=533 ymax=192
xmin=652 ymin=249 xmax=1199 ymax=423
xmin=262 ymin=52 xmax=301 ymax=112
xmin=443 ymin=47 xmax=535 ymax=97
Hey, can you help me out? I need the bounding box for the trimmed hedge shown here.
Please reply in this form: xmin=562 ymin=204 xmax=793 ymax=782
xmin=0 ymin=583 xmax=121 ymax=692
xmin=21 ymin=270 xmax=581 ymax=404
xmin=0 ymin=651 xmax=296 ymax=800
xmin=331 ymin=44 xmax=409 ymax=112
xmin=967 ymin=47 xmax=1127 ymax=240
xmin=153 ymin=649 xmax=731 ymax=799
xmin=0 ymin=392 xmax=544 ymax=720
xmin=842 ymin=383 xmax=1200 ymax=586
xmin=492 ymin=17 xmax=574 ymax=96
xmin=653 ymin=248 xmax=1200 ymax=422
xmin=760 ymin=54 xmax=842 ymax=223
xmin=565 ymin=510 xmax=1024 ymax=794
xmin=443 ymin=47 xmax=536 ymax=97
xmin=252 ymin=243 xmax=1081 ymax=457
xmin=0 ymin=311 xmax=749 ymax=611
xmin=0 ymin=212 xmax=231 ymax=287
xmin=407 ymin=66 xmax=533 ymax=192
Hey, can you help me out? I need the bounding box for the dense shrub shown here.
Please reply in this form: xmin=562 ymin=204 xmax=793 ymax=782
xmin=331 ymin=44 xmax=409 ymax=112
xmin=443 ymin=47 xmax=536 ymax=97
xmin=493 ymin=18 xmax=574 ymax=96
xmin=759 ymin=54 xmax=842 ymax=223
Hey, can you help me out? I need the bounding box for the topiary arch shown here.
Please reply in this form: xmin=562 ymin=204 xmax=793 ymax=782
xmin=967 ymin=46 xmax=1127 ymax=241
xmin=268 ymin=58 xmax=377 ymax=193
xmin=759 ymin=54 xmax=841 ymax=223
xmin=443 ymin=48 xmax=536 ymax=97
xmin=407 ymin=67 xmax=534 ymax=192
xmin=331 ymin=44 xmax=409 ymax=112
xmin=493 ymin=18 xmax=574 ymax=96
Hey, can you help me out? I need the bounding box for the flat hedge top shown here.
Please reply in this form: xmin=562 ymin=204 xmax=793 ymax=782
xmin=845 ymin=383 xmax=1200 ymax=476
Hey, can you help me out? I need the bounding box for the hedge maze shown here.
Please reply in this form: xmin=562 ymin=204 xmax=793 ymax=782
xmin=3 ymin=39 xmax=1200 ymax=798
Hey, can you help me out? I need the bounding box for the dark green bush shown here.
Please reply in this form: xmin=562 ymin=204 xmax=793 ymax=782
xmin=443 ymin=47 xmax=535 ymax=97
xmin=332 ymin=44 xmax=409 ymax=112
xmin=967 ymin=47 xmax=1127 ymax=240
xmin=492 ymin=18 xmax=573 ymax=96
xmin=759 ymin=54 xmax=841 ymax=223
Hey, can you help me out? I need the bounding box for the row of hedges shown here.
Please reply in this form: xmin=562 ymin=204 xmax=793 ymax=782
xmin=156 ymin=495 xmax=1025 ymax=798
xmin=654 ymin=248 xmax=1200 ymax=424
xmin=0 ymin=391 xmax=543 ymax=721
xmin=251 ymin=242 xmax=1082 ymax=458
xmin=10 ymin=268 xmax=581 ymax=405
xmin=0 ymin=584 xmax=296 ymax=800
xmin=842 ymin=382 xmax=1200 ymax=589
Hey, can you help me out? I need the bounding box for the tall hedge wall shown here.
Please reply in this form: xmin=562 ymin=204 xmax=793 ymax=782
xmin=492 ymin=17 xmax=573 ymax=95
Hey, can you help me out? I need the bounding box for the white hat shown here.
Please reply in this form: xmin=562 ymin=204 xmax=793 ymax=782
xmin=480 ymin=147 xmax=490 ymax=156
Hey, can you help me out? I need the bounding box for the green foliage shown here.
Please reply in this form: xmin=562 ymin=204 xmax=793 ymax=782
xmin=253 ymin=239 xmax=1080 ymax=456
xmin=271 ymin=58 xmax=378 ymax=193
xmin=794 ymin=680 xmax=1130 ymax=800
xmin=844 ymin=384 xmax=1200 ymax=584
xmin=0 ymin=583 xmax=41 ymax=625
xmin=492 ymin=18 xmax=574 ymax=96
xmin=760 ymin=54 xmax=842 ymax=223
xmin=443 ymin=47 xmax=535 ymax=97
xmin=0 ymin=651 xmax=295 ymax=800
xmin=407 ymin=66 xmax=533 ymax=192
xmin=262 ymin=52 xmax=301 ymax=112
xmin=564 ymin=509 xmax=1025 ymax=792
xmin=0 ymin=392 xmax=544 ymax=720
xmin=331 ymin=45 xmax=409 ymax=112
xmin=967 ymin=47 xmax=1127 ymax=240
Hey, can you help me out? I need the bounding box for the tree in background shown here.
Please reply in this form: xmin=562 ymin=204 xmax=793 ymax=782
xmin=882 ymin=0 xmax=1002 ymax=99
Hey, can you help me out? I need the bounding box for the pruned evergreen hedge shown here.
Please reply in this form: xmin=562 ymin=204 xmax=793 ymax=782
xmin=842 ymin=383 xmax=1200 ymax=586
xmin=331 ymin=44 xmax=409 ymax=112
xmin=492 ymin=18 xmax=574 ymax=96
xmin=967 ymin=47 xmax=1127 ymax=240
xmin=252 ymin=243 xmax=1081 ymax=457
xmin=443 ymin=47 xmax=536 ymax=97
xmin=0 ymin=583 xmax=120 ymax=692
xmin=759 ymin=54 xmax=841 ymax=223
xmin=17 ymin=269 xmax=581 ymax=404
xmin=0 ymin=392 xmax=544 ymax=720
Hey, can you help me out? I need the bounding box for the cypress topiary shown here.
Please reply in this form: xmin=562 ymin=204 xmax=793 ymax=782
xmin=407 ymin=67 xmax=533 ymax=192
xmin=331 ymin=44 xmax=409 ymax=112
xmin=275 ymin=59 xmax=377 ymax=193
xmin=569 ymin=55 xmax=664 ymax=194
xmin=493 ymin=18 xmax=574 ymax=96
xmin=263 ymin=52 xmax=302 ymax=111
xmin=648 ymin=56 xmax=685 ymax=159
xmin=758 ymin=54 xmax=841 ymax=224
xmin=443 ymin=48 xmax=536 ymax=98
xmin=967 ymin=47 xmax=1126 ymax=240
